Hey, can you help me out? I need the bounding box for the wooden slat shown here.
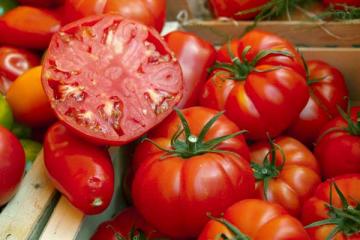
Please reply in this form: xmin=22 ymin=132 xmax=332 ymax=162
xmin=0 ymin=150 xmax=57 ymax=240
xmin=39 ymin=197 xmax=84 ymax=240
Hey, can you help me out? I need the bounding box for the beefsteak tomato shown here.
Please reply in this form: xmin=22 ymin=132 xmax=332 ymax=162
xmin=200 ymin=30 xmax=309 ymax=140
xmin=132 ymin=107 xmax=254 ymax=238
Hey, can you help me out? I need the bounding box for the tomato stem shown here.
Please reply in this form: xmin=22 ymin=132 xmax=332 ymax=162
xmin=207 ymin=213 xmax=251 ymax=240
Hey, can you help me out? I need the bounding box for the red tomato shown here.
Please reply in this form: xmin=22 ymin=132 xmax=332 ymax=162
xmin=301 ymin=174 xmax=360 ymax=240
xmin=164 ymin=31 xmax=216 ymax=108
xmin=61 ymin=0 xmax=166 ymax=32
xmin=0 ymin=46 xmax=40 ymax=94
xmin=199 ymin=199 xmax=310 ymax=240
xmin=288 ymin=60 xmax=349 ymax=147
xmin=91 ymin=208 xmax=166 ymax=240
xmin=200 ymin=30 xmax=308 ymax=140
xmin=0 ymin=125 xmax=25 ymax=206
xmin=132 ymin=107 xmax=254 ymax=238
xmin=42 ymin=15 xmax=183 ymax=145
xmin=323 ymin=0 xmax=360 ymax=7
xmin=0 ymin=6 xmax=61 ymax=49
xmin=17 ymin=0 xmax=64 ymax=8
xmin=208 ymin=0 xmax=270 ymax=20
xmin=250 ymin=136 xmax=321 ymax=217
xmin=6 ymin=66 xmax=56 ymax=127
xmin=44 ymin=122 xmax=114 ymax=214
xmin=314 ymin=107 xmax=360 ymax=179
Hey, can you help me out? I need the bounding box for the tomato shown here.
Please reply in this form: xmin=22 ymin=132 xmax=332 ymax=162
xmin=0 ymin=0 xmax=17 ymax=16
xmin=323 ymin=0 xmax=360 ymax=7
xmin=0 ymin=46 xmax=40 ymax=94
xmin=42 ymin=15 xmax=183 ymax=145
xmin=92 ymin=207 xmax=166 ymax=240
xmin=0 ymin=6 xmax=61 ymax=49
xmin=44 ymin=122 xmax=114 ymax=214
xmin=164 ymin=31 xmax=216 ymax=108
xmin=301 ymin=174 xmax=360 ymax=240
xmin=200 ymin=30 xmax=308 ymax=140
xmin=208 ymin=0 xmax=270 ymax=20
xmin=61 ymin=0 xmax=166 ymax=32
xmin=314 ymin=107 xmax=360 ymax=179
xmin=6 ymin=66 xmax=56 ymax=127
xmin=132 ymin=107 xmax=254 ymax=238
xmin=199 ymin=199 xmax=310 ymax=240
xmin=0 ymin=125 xmax=25 ymax=206
xmin=17 ymin=0 xmax=64 ymax=8
xmin=250 ymin=136 xmax=321 ymax=217
xmin=0 ymin=94 xmax=13 ymax=129
xmin=288 ymin=60 xmax=349 ymax=147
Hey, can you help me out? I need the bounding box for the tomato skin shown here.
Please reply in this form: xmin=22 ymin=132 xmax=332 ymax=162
xmin=0 ymin=125 xmax=25 ymax=206
xmin=199 ymin=199 xmax=310 ymax=240
xmin=61 ymin=0 xmax=166 ymax=32
xmin=17 ymin=0 xmax=64 ymax=8
xmin=323 ymin=0 xmax=360 ymax=7
xmin=164 ymin=31 xmax=216 ymax=108
xmin=301 ymin=174 xmax=360 ymax=240
xmin=200 ymin=30 xmax=308 ymax=140
xmin=44 ymin=122 xmax=114 ymax=214
xmin=251 ymin=136 xmax=321 ymax=217
xmin=6 ymin=66 xmax=56 ymax=127
xmin=208 ymin=0 xmax=270 ymax=20
xmin=314 ymin=107 xmax=360 ymax=179
xmin=91 ymin=208 xmax=166 ymax=240
xmin=132 ymin=107 xmax=254 ymax=238
xmin=0 ymin=46 xmax=40 ymax=94
xmin=288 ymin=60 xmax=349 ymax=147
xmin=0 ymin=6 xmax=61 ymax=49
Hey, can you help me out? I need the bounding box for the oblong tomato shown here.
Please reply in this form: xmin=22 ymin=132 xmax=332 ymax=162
xmin=91 ymin=207 xmax=166 ymax=240
xmin=251 ymin=136 xmax=321 ymax=217
xmin=44 ymin=122 xmax=114 ymax=214
xmin=199 ymin=199 xmax=310 ymax=240
xmin=200 ymin=30 xmax=309 ymax=140
xmin=0 ymin=125 xmax=25 ymax=206
xmin=42 ymin=15 xmax=183 ymax=145
xmin=288 ymin=60 xmax=349 ymax=146
xmin=6 ymin=66 xmax=56 ymax=127
xmin=132 ymin=107 xmax=254 ymax=238
xmin=164 ymin=31 xmax=216 ymax=108
xmin=301 ymin=174 xmax=360 ymax=240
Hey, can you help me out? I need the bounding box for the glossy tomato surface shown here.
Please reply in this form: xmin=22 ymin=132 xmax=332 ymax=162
xmin=44 ymin=122 xmax=114 ymax=214
xmin=199 ymin=199 xmax=310 ymax=240
xmin=200 ymin=30 xmax=308 ymax=140
xmin=164 ymin=31 xmax=216 ymax=108
xmin=301 ymin=174 xmax=360 ymax=240
xmin=61 ymin=0 xmax=166 ymax=32
xmin=0 ymin=125 xmax=25 ymax=206
xmin=6 ymin=66 xmax=56 ymax=127
xmin=251 ymin=136 xmax=321 ymax=217
xmin=0 ymin=46 xmax=40 ymax=94
xmin=132 ymin=107 xmax=254 ymax=238
xmin=91 ymin=207 xmax=166 ymax=240
xmin=314 ymin=107 xmax=360 ymax=179
xmin=42 ymin=15 xmax=183 ymax=145
xmin=288 ymin=60 xmax=349 ymax=146
xmin=0 ymin=6 xmax=61 ymax=49
xmin=208 ymin=0 xmax=270 ymax=20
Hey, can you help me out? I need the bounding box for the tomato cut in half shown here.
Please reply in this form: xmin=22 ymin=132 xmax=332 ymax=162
xmin=42 ymin=15 xmax=183 ymax=145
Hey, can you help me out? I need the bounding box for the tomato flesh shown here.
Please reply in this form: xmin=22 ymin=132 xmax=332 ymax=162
xmin=42 ymin=15 xmax=183 ymax=145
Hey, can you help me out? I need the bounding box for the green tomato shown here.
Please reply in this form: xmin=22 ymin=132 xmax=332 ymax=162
xmin=0 ymin=94 xmax=14 ymax=129
xmin=0 ymin=0 xmax=18 ymax=16
xmin=12 ymin=122 xmax=32 ymax=138
xmin=20 ymin=139 xmax=42 ymax=171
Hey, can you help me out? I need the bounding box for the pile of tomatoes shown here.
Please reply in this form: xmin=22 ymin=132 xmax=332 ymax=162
xmin=0 ymin=0 xmax=359 ymax=240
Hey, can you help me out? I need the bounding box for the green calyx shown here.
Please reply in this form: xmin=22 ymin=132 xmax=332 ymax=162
xmin=108 ymin=226 xmax=159 ymax=240
xmin=338 ymin=105 xmax=360 ymax=136
xmin=145 ymin=109 xmax=247 ymax=159
xmin=317 ymin=4 xmax=360 ymax=21
xmin=208 ymin=214 xmax=250 ymax=240
xmin=251 ymin=137 xmax=286 ymax=200
xmin=305 ymin=183 xmax=360 ymax=240
xmin=211 ymin=45 xmax=293 ymax=81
